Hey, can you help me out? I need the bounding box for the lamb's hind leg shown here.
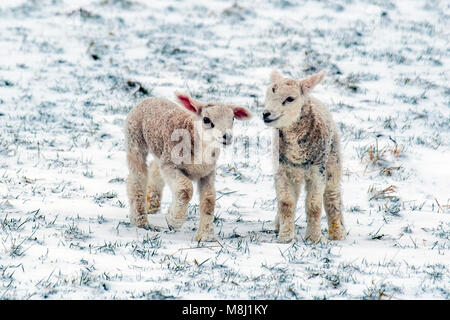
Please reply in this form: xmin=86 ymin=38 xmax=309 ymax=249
xmin=324 ymin=163 xmax=346 ymax=240
xmin=161 ymin=167 xmax=193 ymax=231
xmin=126 ymin=139 xmax=150 ymax=229
xmin=146 ymin=160 xmax=165 ymax=214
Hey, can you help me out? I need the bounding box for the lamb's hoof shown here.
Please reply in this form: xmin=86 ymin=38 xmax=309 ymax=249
xmin=147 ymin=207 xmax=160 ymax=215
xmin=328 ymin=227 xmax=346 ymax=240
xmin=277 ymin=232 xmax=297 ymax=243
xmin=305 ymin=229 xmax=322 ymax=242
xmin=131 ymin=215 xmax=158 ymax=230
xmin=146 ymin=192 xmax=161 ymax=214
xmin=165 ymin=214 xmax=184 ymax=231
xmin=194 ymin=231 xmax=216 ymax=242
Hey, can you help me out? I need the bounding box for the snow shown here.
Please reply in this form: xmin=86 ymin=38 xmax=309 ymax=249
xmin=0 ymin=0 xmax=449 ymax=299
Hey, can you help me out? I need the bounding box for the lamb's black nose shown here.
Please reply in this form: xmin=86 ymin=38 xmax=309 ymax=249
xmin=263 ymin=112 xmax=271 ymax=120
xmin=222 ymin=133 xmax=232 ymax=145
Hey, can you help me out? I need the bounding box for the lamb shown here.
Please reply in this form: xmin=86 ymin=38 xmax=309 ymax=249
xmin=262 ymin=70 xmax=346 ymax=242
xmin=125 ymin=92 xmax=252 ymax=241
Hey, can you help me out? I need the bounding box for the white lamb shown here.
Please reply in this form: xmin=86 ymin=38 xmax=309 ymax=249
xmin=263 ymin=70 xmax=346 ymax=242
xmin=125 ymin=92 xmax=252 ymax=241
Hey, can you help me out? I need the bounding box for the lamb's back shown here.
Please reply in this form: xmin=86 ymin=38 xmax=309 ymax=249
xmin=137 ymin=98 xmax=194 ymax=163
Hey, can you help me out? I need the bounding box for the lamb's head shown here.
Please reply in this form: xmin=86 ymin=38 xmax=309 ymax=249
xmin=175 ymin=92 xmax=252 ymax=146
xmin=263 ymin=70 xmax=326 ymax=128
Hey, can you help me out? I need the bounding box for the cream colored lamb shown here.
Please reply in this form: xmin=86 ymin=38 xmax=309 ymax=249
xmin=125 ymin=92 xmax=252 ymax=241
xmin=263 ymin=70 xmax=346 ymax=242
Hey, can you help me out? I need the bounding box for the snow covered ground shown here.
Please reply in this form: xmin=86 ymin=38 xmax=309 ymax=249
xmin=0 ymin=0 xmax=449 ymax=299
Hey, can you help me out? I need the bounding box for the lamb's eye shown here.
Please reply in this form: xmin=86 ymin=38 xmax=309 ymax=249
xmin=283 ymin=96 xmax=295 ymax=105
xmin=203 ymin=117 xmax=214 ymax=128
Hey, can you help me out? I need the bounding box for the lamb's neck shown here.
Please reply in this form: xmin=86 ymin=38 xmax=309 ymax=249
xmin=280 ymin=102 xmax=315 ymax=144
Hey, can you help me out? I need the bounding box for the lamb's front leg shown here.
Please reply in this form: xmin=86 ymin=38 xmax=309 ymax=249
xmin=161 ymin=167 xmax=193 ymax=231
xmin=304 ymin=168 xmax=326 ymax=242
xmin=195 ymin=172 xmax=216 ymax=242
xmin=274 ymin=169 xmax=300 ymax=243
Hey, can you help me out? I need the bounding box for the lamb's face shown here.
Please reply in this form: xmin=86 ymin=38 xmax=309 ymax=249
xmin=263 ymin=70 xmax=326 ymax=129
xmin=200 ymin=104 xmax=235 ymax=146
xmin=263 ymin=79 xmax=305 ymax=128
xmin=175 ymin=92 xmax=252 ymax=146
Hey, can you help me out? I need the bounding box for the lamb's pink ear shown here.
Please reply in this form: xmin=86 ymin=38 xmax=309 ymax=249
xmin=270 ymin=70 xmax=283 ymax=83
xmin=230 ymin=105 xmax=252 ymax=120
xmin=299 ymin=70 xmax=326 ymax=95
xmin=175 ymin=91 xmax=203 ymax=114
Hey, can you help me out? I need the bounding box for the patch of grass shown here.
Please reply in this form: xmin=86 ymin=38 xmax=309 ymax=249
xmin=93 ymin=191 xmax=118 ymax=204
xmin=362 ymin=280 xmax=402 ymax=300
xmin=368 ymin=184 xmax=398 ymax=201
xmin=64 ymin=223 xmax=90 ymax=240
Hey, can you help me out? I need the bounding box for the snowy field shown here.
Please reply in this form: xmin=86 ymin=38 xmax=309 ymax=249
xmin=0 ymin=0 xmax=449 ymax=299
